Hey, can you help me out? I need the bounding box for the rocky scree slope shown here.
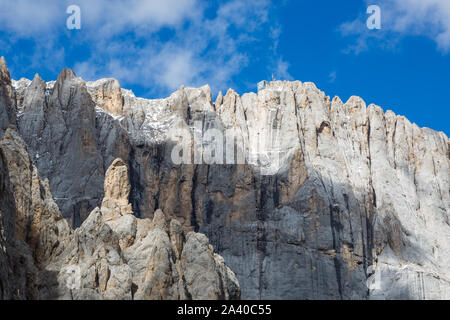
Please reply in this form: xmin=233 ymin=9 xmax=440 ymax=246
xmin=5 ymin=56 xmax=450 ymax=299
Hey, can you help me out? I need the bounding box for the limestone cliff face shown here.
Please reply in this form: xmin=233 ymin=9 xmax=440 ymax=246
xmin=15 ymin=69 xmax=131 ymax=228
xmin=0 ymin=57 xmax=15 ymax=136
xmin=86 ymin=77 xmax=450 ymax=300
xmin=0 ymin=128 xmax=239 ymax=300
xmin=0 ymin=58 xmax=240 ymax=300
xmin=42 ymin=157 xmax=240 ymax=300
xmin=3 ymin=56 xmax=450 ymax=300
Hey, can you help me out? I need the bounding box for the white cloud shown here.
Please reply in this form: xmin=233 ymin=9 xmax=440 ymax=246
xmin=70 ymin=0 xmax=275 ymax=95
xmin=340 ymin=0 xmax=450 ymax=53
xmin=0 ymin=0 xmax=285 ymax=96
xmin=216 ymin=0 xmax=269 ymax=30
xmin=76 ymin=0 xmax=202 ymax=37
xmin=0 ymin=0 xmax=61 ymax=36
xmin=328 ymin=71 xmax=337 ymax=83
xmin=0 ymin=0 xmax=199 ymax=36
xmin=273 ymin=58 xmax=292 ymax=81
xmin=153 ymin=50 xmax=197 ymax=90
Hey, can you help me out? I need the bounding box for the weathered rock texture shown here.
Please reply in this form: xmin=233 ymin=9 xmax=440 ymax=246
xmin=3 ymin=56 xmax=450 ymax=300
xmin=0 ymin=129 xmax=239 ymax=300
xmin=0 ymin=58 xmax=240 ymax=300
xmin=0 ymin=57 xmax=15 ymax=136
xmin=15 ymin=69 xmax=131 ymax=228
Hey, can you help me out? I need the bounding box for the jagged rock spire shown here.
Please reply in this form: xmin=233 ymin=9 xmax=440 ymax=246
xmin=0 ymin=57 xmax=15 ymax=135
xmin=0 ymin=56 xmax=9 ymax=77
xmin=101 ymin=158 xmax=133 ymax=219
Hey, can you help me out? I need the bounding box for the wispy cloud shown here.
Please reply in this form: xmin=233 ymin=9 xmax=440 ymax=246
xmin=0 ymin=0 xmax=286 ymax=97
xmin=340 ymin=0 xmax=450 ymax=54
xmin=272 ymin=57 xmax=293 ymax=81
xmin=72 ymin=0 xmax=269 ymax=95
xmin=0 ymin=0 xmax=199 ymax=36
xmin=328 ymin=71 xmax=337 ymax=83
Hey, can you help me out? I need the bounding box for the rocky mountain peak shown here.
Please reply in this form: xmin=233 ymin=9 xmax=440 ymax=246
xmin=1 ymin=57 xmax=449 ymax=300
xmin=0 ymin=127 xmax=240 ymax=299
xmin=215 ymin=90 xmax=223 ymax=106
xmin=0 ymin=57 xmax=9 ymax=80
xmin=87 ymin=78 xmax=123 ymax=116
xmin=57 ymin=68 xmax=77 ymax=82
xmin=0 ymin=57 xmax=15 ymax=136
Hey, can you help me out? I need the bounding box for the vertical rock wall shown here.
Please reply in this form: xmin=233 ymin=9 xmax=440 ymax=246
xmin=6 ymin=58 xmax=450 ymax=299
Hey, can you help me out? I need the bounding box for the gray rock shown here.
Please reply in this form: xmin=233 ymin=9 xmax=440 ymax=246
xmin=0 ymin=125 xmax=239 ymax=300
xmin=0 ymin=57 xmax=16 ymax=136
xmin=7 ymin=57 xmax=450 ymax=300
xmin=15 ymin=69 xmax=130 ymax=228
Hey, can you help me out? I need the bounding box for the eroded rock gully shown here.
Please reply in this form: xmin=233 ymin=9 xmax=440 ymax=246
xmin=2 ymin=56 xmax=450 ymax=299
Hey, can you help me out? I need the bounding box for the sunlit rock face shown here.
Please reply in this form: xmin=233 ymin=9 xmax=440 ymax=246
xmin=0 ymin=57 xmax=16 ymax=136
xmin=4 ymin=56 xmax=450 ymax=300
xmin=0 ymin=126 xmax=239 ymax=300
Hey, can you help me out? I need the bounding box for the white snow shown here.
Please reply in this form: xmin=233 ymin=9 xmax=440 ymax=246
xmin=95 ymin=106 xmax=124 ymax=121
xmin=11 ymin=78 xmax=31 ymax=91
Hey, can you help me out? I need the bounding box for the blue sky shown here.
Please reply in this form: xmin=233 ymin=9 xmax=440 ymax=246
xmin=0 ymin=0 xmax=449 ymax=135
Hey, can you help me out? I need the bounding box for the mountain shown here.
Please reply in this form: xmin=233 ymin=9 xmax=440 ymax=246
xmin=0 ymin=59 xmax=239 ymax=300
xmin=2 ymin=57 xmax=450 ymax=299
